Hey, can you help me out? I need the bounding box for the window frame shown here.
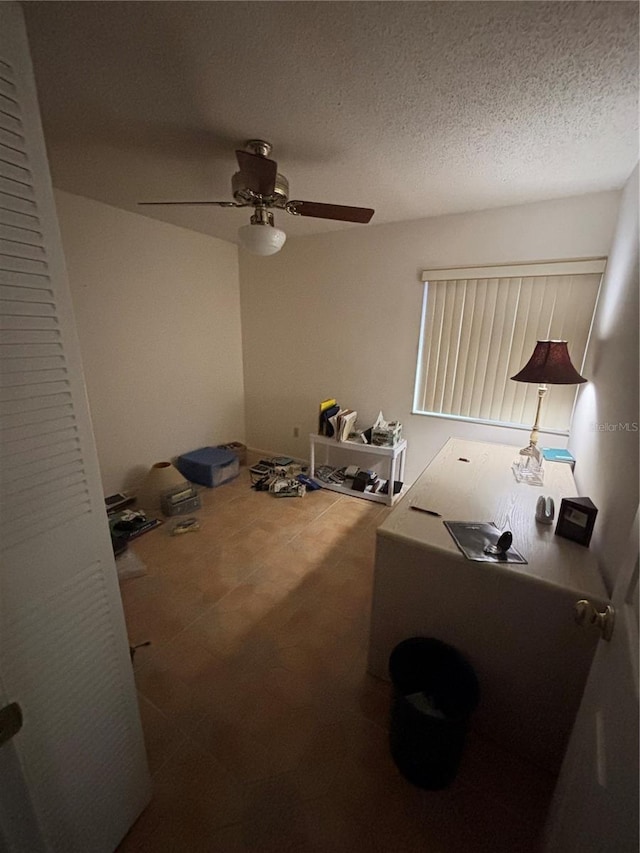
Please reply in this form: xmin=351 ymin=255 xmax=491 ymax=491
xmin=412 ymin=258 xmax=606 ymax=433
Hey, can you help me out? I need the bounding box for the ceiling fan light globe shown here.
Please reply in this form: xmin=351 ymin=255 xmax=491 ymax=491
xmin=237 ymin=222 xmax=286 ymax=256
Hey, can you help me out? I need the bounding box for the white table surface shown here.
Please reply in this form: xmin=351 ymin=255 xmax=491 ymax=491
xmin=378 ymin=437 xmax=607 ymax=600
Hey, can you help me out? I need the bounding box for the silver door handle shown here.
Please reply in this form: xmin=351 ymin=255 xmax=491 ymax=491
xmin=574 ymin=600 xmax=615 ymax=642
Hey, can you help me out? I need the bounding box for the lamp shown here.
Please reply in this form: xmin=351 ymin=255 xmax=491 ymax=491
xmin=237 ymin=206 xmax=286 ymax=256
xmin=140 ymin=461 xmax=187 ymax=512
xmin=510 ymin=340 xmax=586 ymax=484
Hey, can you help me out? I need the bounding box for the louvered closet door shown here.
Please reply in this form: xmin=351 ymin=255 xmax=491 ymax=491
xmin=0 ymin=5 xmax=150 ymax=852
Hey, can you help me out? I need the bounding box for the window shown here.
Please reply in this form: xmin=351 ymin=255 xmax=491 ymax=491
xmin=413 ymin=259 xmax=606 ymax=433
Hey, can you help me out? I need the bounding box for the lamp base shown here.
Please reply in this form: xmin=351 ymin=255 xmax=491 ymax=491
xmin=512 ymin=444 xmax=544 ymax=486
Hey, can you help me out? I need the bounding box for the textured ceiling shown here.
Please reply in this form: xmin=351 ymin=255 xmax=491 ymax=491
xmin=23 ymin=1 xmax=639 ymax=244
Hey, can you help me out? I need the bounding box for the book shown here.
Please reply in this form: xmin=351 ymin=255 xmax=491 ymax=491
xmin=542 ymin=447 xmax=576 ymax=467
xmin=337 ymin=409 xmax=358 ymax=442
xmin=320 ymin=403 xmax=341 ymax=436
xmin=327 ymin=407 xmax=346 ymax=438
xmin=120 ymin=518 xmax=163 ymax=541
xmin=109 ymin=509 xmax=163 ymax=542
xmin=318 ymin=398 xmax=338 ymax=434
xmin=105 ymin=492 xmax=136 ymax=514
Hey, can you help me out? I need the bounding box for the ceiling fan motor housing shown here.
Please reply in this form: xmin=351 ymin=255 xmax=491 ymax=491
xmin=232 ymin=171 xmax=289 ymax=206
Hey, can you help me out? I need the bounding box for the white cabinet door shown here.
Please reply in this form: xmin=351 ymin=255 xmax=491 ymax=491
xmin=544 ymin=509 xmax=639 ymax=852
xmin=0 ymin=4 xmax=150 ymax=851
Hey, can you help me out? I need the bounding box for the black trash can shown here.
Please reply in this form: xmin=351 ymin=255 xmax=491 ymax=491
xmin=389 ymin=637 xmax=479 ymax=790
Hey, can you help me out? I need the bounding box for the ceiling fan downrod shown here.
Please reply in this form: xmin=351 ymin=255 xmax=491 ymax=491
xmin=245 ymin=139 xmax=272 ymax=158
xmin=250 ymin=206 xmax=275 ymax=226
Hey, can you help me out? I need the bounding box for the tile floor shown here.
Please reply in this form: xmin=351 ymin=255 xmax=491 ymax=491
xmin=116 ymin=468 xmax=556 ymax=852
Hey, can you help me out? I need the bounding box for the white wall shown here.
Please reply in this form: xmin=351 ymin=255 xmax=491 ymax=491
xmin=570 ymin=167 xmax=639 ymax=592
xmin=55 ymin=190 xmax=245 ymax=495
xmin=239 ymin=191 xmax=619 ymax=483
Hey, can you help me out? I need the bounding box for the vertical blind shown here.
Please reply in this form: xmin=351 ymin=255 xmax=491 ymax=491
xmin=414 ymin=261 xmax=605 ymax=431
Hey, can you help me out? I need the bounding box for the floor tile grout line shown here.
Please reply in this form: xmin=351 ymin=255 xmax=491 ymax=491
xmin=134 ymin=692 xmax=192 ymax=779
xmin=142 ymin=493 xmax=372 ymax=653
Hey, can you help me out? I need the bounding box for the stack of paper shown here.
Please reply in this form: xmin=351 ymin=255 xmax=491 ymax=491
xmin=328 ymin=409 xmax=358 ymax=442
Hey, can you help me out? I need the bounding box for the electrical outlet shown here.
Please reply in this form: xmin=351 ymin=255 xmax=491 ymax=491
xmin=293 ymin=426 xmax=300 ymax=438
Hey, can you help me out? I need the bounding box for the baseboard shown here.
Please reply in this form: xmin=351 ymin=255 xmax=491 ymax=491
xmin=246 ymin=446 xmax=310 ymax=468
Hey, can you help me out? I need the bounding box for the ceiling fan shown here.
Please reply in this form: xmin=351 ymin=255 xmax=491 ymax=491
xmin=139 ymin=139 xmax=375 ymax=255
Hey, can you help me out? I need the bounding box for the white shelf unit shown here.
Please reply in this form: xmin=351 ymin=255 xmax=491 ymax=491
xmin=309 ymin=433 xmax=408 ymax=506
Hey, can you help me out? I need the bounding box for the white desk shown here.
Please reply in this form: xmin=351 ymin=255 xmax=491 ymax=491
xmin=368 ymin=438 xmax=608 ymax=772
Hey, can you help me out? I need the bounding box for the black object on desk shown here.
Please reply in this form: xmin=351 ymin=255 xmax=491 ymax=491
xmin=410 ymin=505 xmax=441 ymax=518
xmin=444 ymin=521 xmax=527 ymax=564
xmin=555 ymin=497 xmax=597 ymax=547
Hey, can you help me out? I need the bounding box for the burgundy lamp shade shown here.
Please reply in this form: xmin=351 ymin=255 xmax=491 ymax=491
xmin=510 ymin=340 xmax=587 ymax=385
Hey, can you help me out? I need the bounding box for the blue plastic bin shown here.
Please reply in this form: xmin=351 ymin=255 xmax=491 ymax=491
xmin=175 ymin=446 xmax=239 ymax=488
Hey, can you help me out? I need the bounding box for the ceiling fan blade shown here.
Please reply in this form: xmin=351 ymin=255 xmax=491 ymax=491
xmin=236 ymin=150 xmax=277 ymax=196
xmin=138 ymin=201 xmax=247 ymax=207
xmin=287 ymin=200 xmax=374 ymax=223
